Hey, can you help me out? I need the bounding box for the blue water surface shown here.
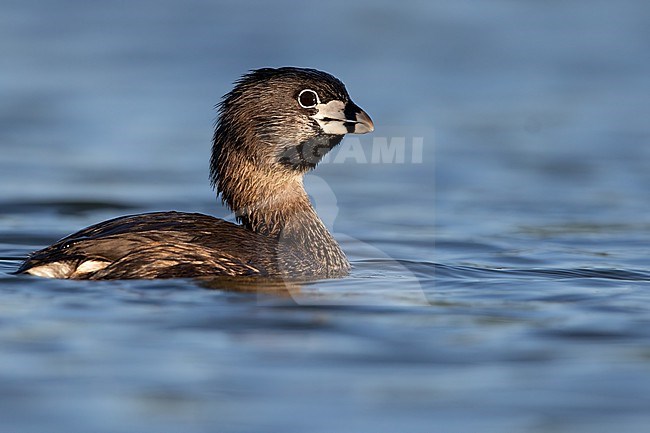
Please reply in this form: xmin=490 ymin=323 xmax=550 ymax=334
xmin=2 ymin=1 xmax=650 ymax=432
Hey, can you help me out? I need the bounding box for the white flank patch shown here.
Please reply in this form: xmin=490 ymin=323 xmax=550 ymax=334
xmin=26 ymin=260 xmax=109 ymax=279
xmin=26 ymin=262 xmax=74 ymax=279
xmin=74 ymin=260 xmax=110 ymax=275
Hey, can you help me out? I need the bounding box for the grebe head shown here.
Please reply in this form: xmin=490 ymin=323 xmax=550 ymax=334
xmin=210 ymin=67 xmax=373 ymax=184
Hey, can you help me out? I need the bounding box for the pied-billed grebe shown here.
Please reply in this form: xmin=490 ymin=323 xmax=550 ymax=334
xmin=17 ymin=67 xmax=374 ymax=279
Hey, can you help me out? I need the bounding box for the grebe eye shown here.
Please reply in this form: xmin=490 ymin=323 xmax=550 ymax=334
xmin=298 ymin=89 xmax=319 ymax=108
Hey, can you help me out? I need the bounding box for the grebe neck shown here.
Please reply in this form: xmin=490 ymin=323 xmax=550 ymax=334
xmin=216 ymin=157 xmax=349 ymax=273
